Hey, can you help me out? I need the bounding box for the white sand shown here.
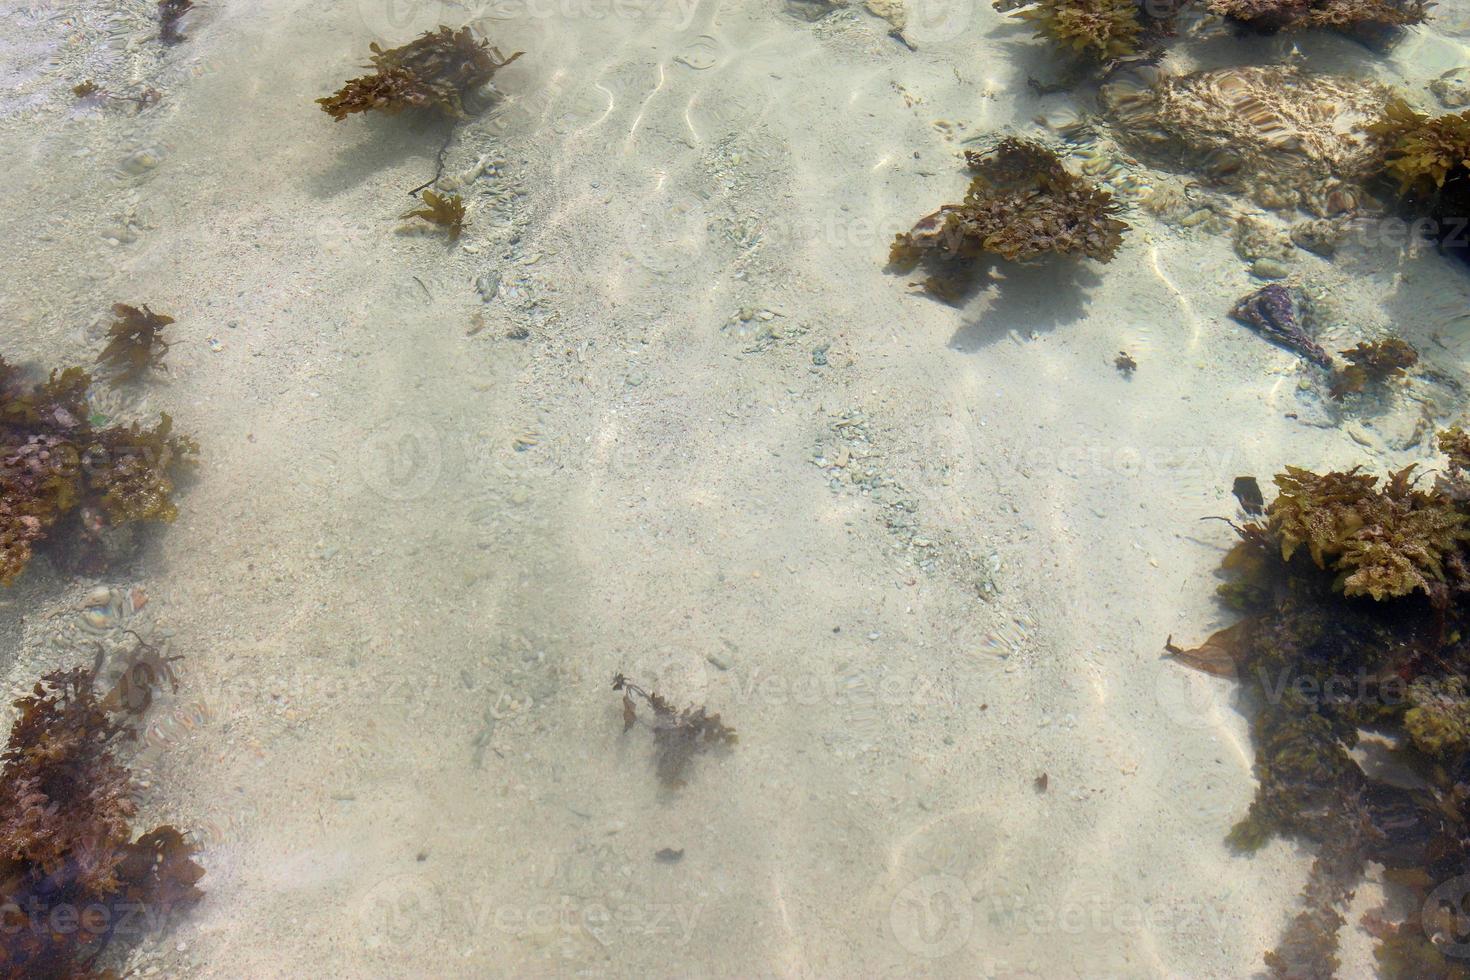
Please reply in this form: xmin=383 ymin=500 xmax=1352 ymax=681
xmin=3 ymin=0 xmax=1470 ymax=975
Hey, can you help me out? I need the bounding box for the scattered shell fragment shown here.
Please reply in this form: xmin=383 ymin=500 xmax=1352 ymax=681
xmin=52 ymin=584 xmax=164 ymax=665
xmin=1035 ymin=104 xmax=1088 ymax=139
xmin=673 ymin=35 xmax=719 ymax=70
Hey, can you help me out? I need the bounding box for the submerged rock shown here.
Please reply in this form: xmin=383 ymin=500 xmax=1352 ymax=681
xmin=1100 ymin=65 xmax=1394 ymax=215
xmin=1229 ymin=284 xmax=1332 ymax=367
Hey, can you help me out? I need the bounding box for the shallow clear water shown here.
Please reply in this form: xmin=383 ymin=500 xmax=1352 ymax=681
xmin=4 ymin=0 xmax=1470 ymax=975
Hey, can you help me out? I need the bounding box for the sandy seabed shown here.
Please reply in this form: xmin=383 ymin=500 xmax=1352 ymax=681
xmin=3 ymin=0 xmax=1470 ymax=975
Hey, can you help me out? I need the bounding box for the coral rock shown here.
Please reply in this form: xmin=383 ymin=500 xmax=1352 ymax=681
xmin=1102 ymin=66 xmax=1394 ymax=214
xmin=1208 ymin=0 xmax=1429 ymax=33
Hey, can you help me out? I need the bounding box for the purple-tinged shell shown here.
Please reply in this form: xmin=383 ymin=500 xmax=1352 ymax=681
xmin=1228 ymin=285 xmax=1331 ymax=368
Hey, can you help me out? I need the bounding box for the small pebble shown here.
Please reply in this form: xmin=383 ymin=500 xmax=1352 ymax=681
xmin=475 ymin=272 xmax=501 ymax=302
xmin=119 ymin=147 xmax=163 ymax=175
xmin=1251 ymin=258 xmax=1290 ymax=280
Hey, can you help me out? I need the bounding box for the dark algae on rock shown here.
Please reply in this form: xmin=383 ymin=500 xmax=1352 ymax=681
xmin=1208 ymin=0 xmax=1429 ymax=34
xmin=1228 ymin=285 xmax=1332 ymax=368
xmin=1168 ymin=439 xmax=1470 ymax=976
xmin=0 ymin=359 xmax=197 ymax=585
xmin=157 ymin=0 xmax=193 ymax=45
xmin=317 ymin=26 xmax=522 ymax=121
xmin=889 ymin=138 xmax=1127 ymax=299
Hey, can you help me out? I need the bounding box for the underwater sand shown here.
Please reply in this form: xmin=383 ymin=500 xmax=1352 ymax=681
xmin=4 ymin=0 xmax=1470 ymax=975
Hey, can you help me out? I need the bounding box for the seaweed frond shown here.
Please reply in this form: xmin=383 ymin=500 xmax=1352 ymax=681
xmin=90 ymin=414 xmax=199 ymax=526
xmin=1169 ymin=435 xmax=1470 ymax=975
xmin=1375 ymin=106 xmax=1470 ymax=196
xmin=889 ymin=138 xmax=1128 ymax=296
xmin=1330 ymin=337 xmax=1418 ymax=398
xmin=1341 ymin=338 xmax=1418 ymax=379
xmin=1438 ymin=426 xmax=1470 ymax=475
xmin=0 ymin=363 xmax=197 ymax=585
xmin=1404 ymin=677 xmax=1470 ymax=757
xmin=317 ymin=26 xmax=522 ymax=121
xmin=1368 ymin=104 xmax=1470 ymax=261
xmin=1002 ymin=0 xmax=1143 ymax=60
xmin=612 ymin=673 xmax=737 ymax=788
xmin=1270 ymin=465 xmax=1468 ymax=599
xmin=401 ymin=190 xmax=466 ymax=241
xmin=97 ymin=304 xmax=174 ymax=382
xmin=0 ymin=665 xmax=203 ymax=975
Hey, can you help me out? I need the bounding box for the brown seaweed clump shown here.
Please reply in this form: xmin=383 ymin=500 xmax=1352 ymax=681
xmin=0 ymin=664 xmax=203 ymax=978
xmin=401 ymin=190 xmax=466 ymax=242
xmin=1440 ymin=426 xmax=1470 ymax=474
xmin=97 ymin=305 xmax=173 ymax=382
xmin=1208 ymin=0 xmax=1429 ymax=34
xmin=1369 ymin=104 xmax=1470 ymax=261
xmin=0 ymin=359 xmax=198 ymax=585
xmin=1375 ymin=105 xmax=1470 ymax=196
xmin=889 ymin=138 xmax=1127 ymax=298
xmin=1101 ymin=65 xmax=1394 ymax=215
xmin=1269 ymin=465 xmax=1466 ymax=600
xmin=613 ymin=673 xmax=736 ymax=788
xmin=1329 ymin=337 xmax=1419 ymax=398
xmin=317 ymin=26 xmax=522 ymax=121
xmin=1167 ymin=442 xmax=1470 ymax=976
xmin=994 ymin=0 xmax=1144 ymax=60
